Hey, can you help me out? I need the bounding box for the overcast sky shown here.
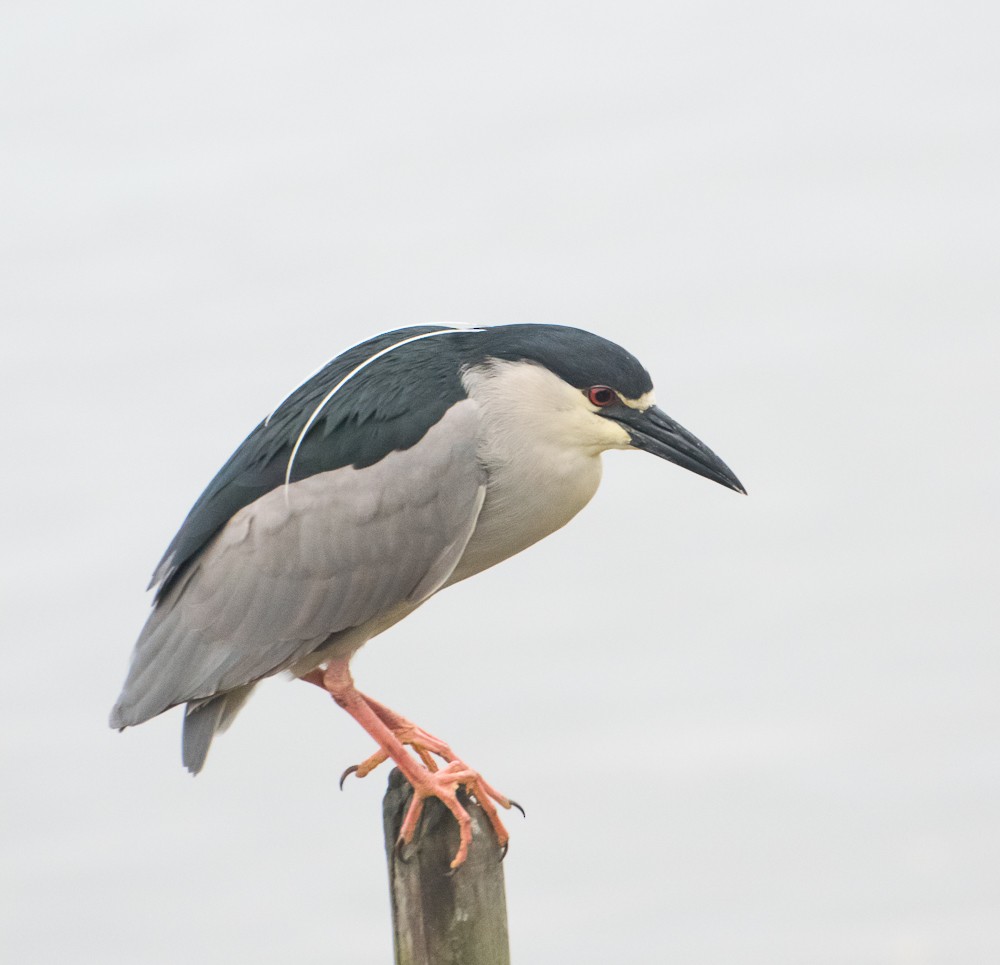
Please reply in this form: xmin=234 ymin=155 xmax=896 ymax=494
xmin=3 ymin=3 xmax=999 ymax=963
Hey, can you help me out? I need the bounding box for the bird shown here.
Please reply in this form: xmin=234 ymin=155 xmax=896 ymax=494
xmin=110 ymin=323 xmax=744 ymax=867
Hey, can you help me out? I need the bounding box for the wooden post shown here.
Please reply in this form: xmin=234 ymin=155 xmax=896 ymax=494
xmin=383 ymin=767 xmax=511 ymax=965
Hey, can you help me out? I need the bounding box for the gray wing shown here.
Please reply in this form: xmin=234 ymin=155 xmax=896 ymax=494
xmin=110 ymin=400 xmax=485 ymax=734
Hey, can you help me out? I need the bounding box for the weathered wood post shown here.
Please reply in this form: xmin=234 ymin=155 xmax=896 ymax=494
xmin=383 ymin=767 xmax=511 ymax=965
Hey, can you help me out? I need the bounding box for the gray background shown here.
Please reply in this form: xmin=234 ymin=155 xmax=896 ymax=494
xmin=3 ymin=3 xmax=998 ymax=963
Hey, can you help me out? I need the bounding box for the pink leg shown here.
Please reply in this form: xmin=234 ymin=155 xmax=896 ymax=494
xmin=360 ymin=695 xmax=458 ymax=764
xmin=310 ymin=659 xmax=512 ymax=868
xmin=301 ymin=671 xmax=444 ymax=773
xmin=304 ymin=674 xmax=518 ymax=818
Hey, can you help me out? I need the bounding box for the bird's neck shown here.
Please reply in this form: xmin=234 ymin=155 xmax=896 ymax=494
xmin=447 ymin=364 xmax=609 ymax=584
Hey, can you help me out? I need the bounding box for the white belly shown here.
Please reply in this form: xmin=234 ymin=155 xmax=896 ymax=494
xmin=446 ymin=443 xmax=604 ymax=585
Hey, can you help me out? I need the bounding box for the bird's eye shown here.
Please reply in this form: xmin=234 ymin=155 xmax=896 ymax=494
xmin=587 ymin=386 xmax=617 ymax=407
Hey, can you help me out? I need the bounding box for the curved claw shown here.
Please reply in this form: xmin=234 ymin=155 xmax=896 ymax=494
xmin=508 ymin=798 xmax=526 ymax=818
xmin=339 ymin=764 xmax=359 ymax=790
xmin=499 ymin=841 xmax=509 ymax=862
xmin=394 ymin=835 xmax=412 ymax=864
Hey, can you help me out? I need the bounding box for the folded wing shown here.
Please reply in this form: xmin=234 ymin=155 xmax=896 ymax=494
xmin=110 ymin=400 xmax=485 ymax=735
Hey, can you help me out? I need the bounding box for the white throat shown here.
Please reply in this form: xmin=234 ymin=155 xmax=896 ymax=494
xmin=446 ymin=360 xmax=632 ymax=584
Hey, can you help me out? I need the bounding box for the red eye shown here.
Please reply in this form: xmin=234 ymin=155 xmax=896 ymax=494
xmin=587 ymin=385 xmax=616 ymax=407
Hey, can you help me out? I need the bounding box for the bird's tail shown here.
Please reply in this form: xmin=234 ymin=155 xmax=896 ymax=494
xmin=182 ymin=684 xmax=256 ymax=774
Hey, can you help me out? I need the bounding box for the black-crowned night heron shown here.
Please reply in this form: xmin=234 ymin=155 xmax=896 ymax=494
xmin=111 ymin=324 xmax=744 ymax=866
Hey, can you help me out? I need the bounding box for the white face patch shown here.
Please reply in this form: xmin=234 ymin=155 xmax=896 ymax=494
xmin=463 ymin=359 xmax=635 ymax=453
xmin=616 ymin=389 xmax=656 ymax=411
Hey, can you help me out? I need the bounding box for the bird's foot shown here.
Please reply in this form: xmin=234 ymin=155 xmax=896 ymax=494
xmin=307 ymin=660 xmax=522 ymax=867
xmin=398 ymin=759 xmax=515 ymax=869
xmin=339 ymin=716 xmax=522 ymax=866
xmin=339 ymin=725 xmax=522 ymax=856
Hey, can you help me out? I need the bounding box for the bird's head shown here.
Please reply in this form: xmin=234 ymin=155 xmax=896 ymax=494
xmin=462 ymin=324 xmax=746 ymax=494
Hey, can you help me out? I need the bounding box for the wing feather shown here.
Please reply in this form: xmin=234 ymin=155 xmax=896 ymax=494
xmin=110 ymin=401 xmax=485 ymax=728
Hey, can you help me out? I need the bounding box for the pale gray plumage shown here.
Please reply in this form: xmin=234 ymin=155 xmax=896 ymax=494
xmin=182 ymin=686 xmax=255 ymax=773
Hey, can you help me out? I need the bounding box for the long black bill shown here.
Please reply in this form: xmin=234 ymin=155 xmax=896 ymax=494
xmin=615 ymin=405 xmax=746 ymax=494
